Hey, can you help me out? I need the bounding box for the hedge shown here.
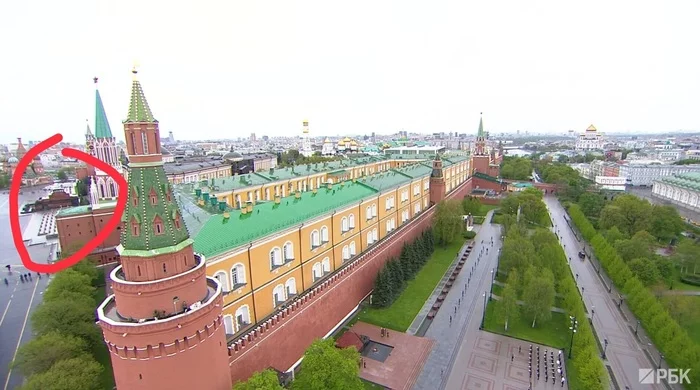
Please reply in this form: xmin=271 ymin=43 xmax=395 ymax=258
xmin=568 ymin=204 xmax=700 ymax=388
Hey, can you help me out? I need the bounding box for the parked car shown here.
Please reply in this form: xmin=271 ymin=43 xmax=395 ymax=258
xmin=578 ymin=251 xmax=586 ymax=259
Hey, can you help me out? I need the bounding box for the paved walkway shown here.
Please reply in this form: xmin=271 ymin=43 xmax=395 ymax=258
xmin=407 ymin=228 xmax=480 ymax=335
xmin=414 ymin=211 xmax=510 ymax=389
xmin=545 ymin=195 xmax=673 ymax=390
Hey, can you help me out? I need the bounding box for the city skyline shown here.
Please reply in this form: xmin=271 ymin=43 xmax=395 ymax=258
xmin=1 ymin=0 xmax=699 ymax=145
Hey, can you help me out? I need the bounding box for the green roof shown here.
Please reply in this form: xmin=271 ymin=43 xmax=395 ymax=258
xmin=121 ymin=166 xmax=190 ymax=250
xmin=201 ymin=173 xmax=272 ymax=192
xmin=95 ymin=89 xmax=113 ymax=138
xmin=192 ymin=181 xmax=378 ymax=257
xmin=661 ymin=172 xmax=700 ymax=191
xmin=56 ymin=205 xmax=92 ymax=217
xmin=360 ymin=170 xmax=413 ymax=191
xmin=398 ymin=163 xmax=434 ymax=178
xmin=124 ymin=76 xmax=156 ymax=123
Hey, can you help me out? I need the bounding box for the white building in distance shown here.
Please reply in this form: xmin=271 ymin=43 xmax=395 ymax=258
xmin=575 ymin=125 xmax=605 ymax=150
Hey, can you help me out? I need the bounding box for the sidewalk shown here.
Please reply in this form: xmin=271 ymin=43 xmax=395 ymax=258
xmin=414 ymin=211 xmax=503 ymax=389
xmin=545 ymin=196 xmax=674 ymax=390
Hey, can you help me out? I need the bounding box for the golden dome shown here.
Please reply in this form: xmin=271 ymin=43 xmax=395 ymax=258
xmin=586 ymin=125 xmax=597 ymax=131
xmin=350 ymin=141 xmax=358 ymax=146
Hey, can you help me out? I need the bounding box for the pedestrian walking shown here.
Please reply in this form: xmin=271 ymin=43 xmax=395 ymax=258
xmin=519 ymin=345 xmax=522 ymax=354
xmin=511 ymin=354 xmax=514 ymax=362
xmin=561 ymin=377 xmax=566 ymax=387
xmin=449 ymin=315 xmax=452 ymax=324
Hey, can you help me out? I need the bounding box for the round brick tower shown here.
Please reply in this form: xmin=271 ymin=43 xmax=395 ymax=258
xmin=97 ymin=68 xmax=232 ymax=390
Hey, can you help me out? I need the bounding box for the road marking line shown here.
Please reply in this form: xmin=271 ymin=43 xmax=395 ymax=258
xmin=4 ymin=280 xmax=40 ymax=390
xmin=0 ymin=299 xmax=12 ymax=328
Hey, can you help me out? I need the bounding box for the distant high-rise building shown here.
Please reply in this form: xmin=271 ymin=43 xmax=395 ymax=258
xmin=168 ymin=130 xmax=175 ymax=143
xmin=250 ymin=133 xmax=256 ymax=142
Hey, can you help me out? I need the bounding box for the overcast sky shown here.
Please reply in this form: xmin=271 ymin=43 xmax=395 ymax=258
xmin=1 ymin=0 xmax=698 ymax=144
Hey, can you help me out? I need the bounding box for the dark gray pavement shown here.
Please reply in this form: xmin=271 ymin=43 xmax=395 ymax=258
xmin=0 ymin=190 xmax=53 ymax=390
xmin=545 ymin=195 xmax=673 ymax=390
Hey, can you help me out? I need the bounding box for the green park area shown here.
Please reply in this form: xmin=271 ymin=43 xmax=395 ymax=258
xmin=482 ymin=187 xmax=607 ymax=390
xmin=357 ymin=234 xmax=461 ymax=331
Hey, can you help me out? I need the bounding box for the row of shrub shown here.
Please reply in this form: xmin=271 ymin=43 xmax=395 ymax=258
xmin=12 ymin=261 xmax=110 ymax=390
xmin=568 ymin=204 xmax=700 ymax=388
xmin=372 ymin=229 xmax=435 ymax=307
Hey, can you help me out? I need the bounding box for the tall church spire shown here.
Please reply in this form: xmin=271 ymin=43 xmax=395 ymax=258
xmin=477 ymin=113 xmax=485 ymax=138
xmin=474 ymin=113 xmax=487 ymax=156
xmin=94 ymin=77 xmax=114 ymax=139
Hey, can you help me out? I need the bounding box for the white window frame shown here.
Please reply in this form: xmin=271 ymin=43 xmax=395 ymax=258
xmin=349 ymin=242 xmax=356 ymax=256
xmin=414 ymin=184 xmax=420 ymax=196
xmin=214 ymin=271 xmax=230 ymax=292
xmin=373 ymin=228 xmax=378 ymax=241
xmin=223 ymin=314 xmax=234 ymax=335
xmin=283 ymin=242 xmax=294 ymax=261
xmin=366 ymin=206 xmax=372 ymax=220
xmin=273 ymin=284 xmax=286 ymax=306
xmin=312 ymin=262 xmax=323 ymax=281
xmin=367 ymin=232 xmax=373 ymax=245
xmin=321 ymin=226 xmax=329 ymax=243
xmin=235 ymin=305 xmax=251 ymax=331
xmin=322 ymin=257 xmax=331 ymax=273
xmin=231 ymin=263 xmax=246 ymax=286
xmin=270 ymin=247 xmax=283 ymax=268
xmin=341 ymin=217 xmax=349 ymax=232
xmin=349 ymin=214 xmax=355 ymax=229
xmin=311 ymin=230 xmax=320 ymax=247
xmin=343 ymin=245 xmax=350 ymax=260
xmin=285 ymin=278 xmax=297 ymax=296
xmin=371 ymin=204 xmax=377 ymax=218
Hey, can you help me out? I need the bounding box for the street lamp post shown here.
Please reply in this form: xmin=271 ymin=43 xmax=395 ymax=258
xmin=602 ymin=338 xmax=608 ymax=359
xmin=480 ymin=292 xmax=487 ymax=330
xmin=635 ymin=320 xmax=640 ymax=336
xmin=489 ymin=269 xmax=494 ymax=299
xmin=568 ymin=316 xmax=578 ymax=359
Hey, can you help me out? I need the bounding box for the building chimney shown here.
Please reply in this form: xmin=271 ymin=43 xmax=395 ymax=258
xmin=246 ymin=201 xmax=253 ymax=213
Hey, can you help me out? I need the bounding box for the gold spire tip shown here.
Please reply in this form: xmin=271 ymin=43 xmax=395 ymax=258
xmin=93 ymin=76 xmax=98 ymax=84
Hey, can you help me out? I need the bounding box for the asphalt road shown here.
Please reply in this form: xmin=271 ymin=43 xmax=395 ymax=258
xmin=0 ymin=190 xmax=53 ymax=390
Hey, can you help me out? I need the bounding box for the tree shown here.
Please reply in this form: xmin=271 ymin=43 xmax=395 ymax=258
xmin=432 ymin=199 xmax=463 ymax=246
xmin=56 ymin=169 xmax=68 ymax=182
xmin=19 ymin=355 xmax=103 ymax=390
xmin=663 ymin=296 xmax=696 ymax=327
xmin=650 ymin=205 xmax=684 ymax=242
xmin=12 ymin=332 xmax=89 ymax=377
xmin=522 ymin=276 xmax=555 ymax=327
xmin=500 ymin=157 xmax=533 ymax=180
xmin=233 ymin=369 xmax=283 ymax=390
xmin=578 ymin=193 xmax=605 ymax=218
xmin=497 ymin=270 xmax=520 ymax=331
xmin=371 ymin=267 xmax=394 ymax=307
xmin=386 ymin=258 xmax=405 ymax=292
xmin=31 ymin=295 xmax=101 ymax=346
xmin=291 ymin=339 xmax=363 ymax=390
xmin=69 ymin=260 xmax=100 ymax=285
xmin=603 ymin=226 xmax=626 ymax=244
xmin=628 ymin=258 xmax=661 ymax=286
xmin=674 ymin=239 xmax=700 ymax=274
xmin=42 ymin=270 xmax=95 ymax=302
xmin=461 ymin=196 xmax=482 ymax=216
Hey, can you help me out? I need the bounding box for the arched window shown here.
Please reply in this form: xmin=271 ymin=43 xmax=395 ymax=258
xmin=373 ymin=228 xmax=378 ymax=241
xmin=149 ymin=188 xmax=158 ymax=205
xmin=320 ymin=226 xmax=329 ymax=243
xmin=273 ymin=284 xmax=286 ymax=306
xmin=348 ymin=214 xmax=355 ymax=229
xmin=349 ymin=242 xmax=356 ymax=256
xmin=283 ymin=242 xmax=294 ymax=261
xmin=341 ymin=217 xmax=349 ymax=232
xmin=366 ymin=206 xmax=372 ymax=220
xmin=235 ymin=305 xmax=251 ymax=330
xmin=322 ymin=257 xmax=331 ymax=273
xmin=131 ymin=221 xmax=140 ymax=236
xmin=223 ymin=315 xmax=234 ymax=335
xmin=214 ymin=271 xmax=230 ymax=292
xmin=285 ymin=278 xmax=297 ymax=296
xmin=371 ymin=204 xmax=377 ymax=217
xmin=312 ymin=262 xmax=323 ymax=282
xmin=231 ymin=263 xmax=246 ymax=286
xmin=269 ymin=247 xmax=283 ymax=269
xmin=343 ymin=245 xmax=350 ymax=260
xmin=386 ymin=220 xmax=392 ymax=232
xmin=153 ymin=215 xmax=164 ymax=235
xmin=367 ymin=232 xmax=373 ymax=245
xmin=311 ymin=230 xmax=320 ymax=248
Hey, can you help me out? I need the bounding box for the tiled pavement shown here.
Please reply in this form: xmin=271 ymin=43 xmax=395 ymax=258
xmin=414 ymin=211 xmax=507 ymax=389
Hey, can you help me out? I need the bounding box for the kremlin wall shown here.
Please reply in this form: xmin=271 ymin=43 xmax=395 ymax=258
xmin=55 ymin=70 xmax=505 ymax=389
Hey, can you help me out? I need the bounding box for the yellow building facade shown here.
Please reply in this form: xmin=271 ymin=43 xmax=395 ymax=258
xmin=198 ymin=156 xmax=470 ymax=338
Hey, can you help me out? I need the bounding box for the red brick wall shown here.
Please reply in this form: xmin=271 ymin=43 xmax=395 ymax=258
xmin=227 ymin=178 xmax=474 ymax=383
xmin=56 ymin=211 xmax=121 ymax=266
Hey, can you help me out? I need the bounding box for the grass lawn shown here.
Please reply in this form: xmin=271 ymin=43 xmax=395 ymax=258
xmin=357 ymin=240 xmax=465 ymax=332
xmin=92 ymin=286 xmax=115 ymax=390
xmin=475 ymin=204 xmax=499 ymax=216
xmin=483 ymin=300 xmax=570 ymax=349
xmin=661 ymin=295 xmax=700 ymax=345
